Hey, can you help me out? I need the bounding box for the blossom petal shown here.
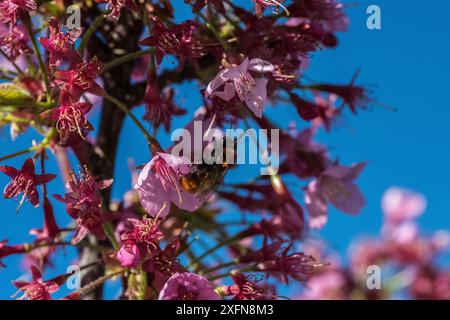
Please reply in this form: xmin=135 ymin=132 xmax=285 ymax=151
xmin=0 ymin=165 xmax=19 ymax=178
xmin=244 ymin=78 xmax=268 ymax=118
xmin=136 ymin=163 xmax=171 ymax=217
xmin=305 ymin=180 xmax=328 ymax=229
xmin=329 ymin=182 xmax=365 ymax=215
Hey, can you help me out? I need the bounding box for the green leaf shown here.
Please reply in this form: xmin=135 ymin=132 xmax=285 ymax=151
xmin=0 ymin=83 xmax=33 ymax=106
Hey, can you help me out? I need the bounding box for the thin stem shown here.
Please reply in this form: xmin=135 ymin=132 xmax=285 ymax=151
xmin=102 ymin=49 xmax=154 ymax=73
xmin=23 ymin=20 xmax=51 ymax=101
xmin=0 ymin=49 xmax=24 ymax=75
xmin=202 ymin=260 xmax=239 ymax=275
xmin=197 ymin=12 xmax=229 ymax=50
xmin=0 ymin=128 xmax=57 ymax=162
xmin=102 ymin=221 xmax=120 ymax=251
xmin=190 ymin=233 xmax=246 ymax=271
xmin=208 ymin=265 xmax=259 ymax=281
xmin=0 ymin=146 xmax=40 ymax=163
xmin=138 ymin=268 xmax=147 ymax=300
xmin=78 ymin=15 xmax=105 ymax=56
xmin=103 ymin=93 xmax=162 ymax=152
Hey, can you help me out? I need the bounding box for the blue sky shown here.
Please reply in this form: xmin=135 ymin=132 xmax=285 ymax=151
xmin=0 ymin=1 xmax=449 ymax=298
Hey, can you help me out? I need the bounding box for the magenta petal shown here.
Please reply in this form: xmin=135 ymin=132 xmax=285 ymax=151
xmin=305 ymin=180 xmax=328 ymax=229
xmin=13 ymin=281 xmax=31 ymax=290
xmin=248 ymin=58 xmax=274 ymax=73
xmin=28 ymin=189 xmax=40 ymax=207
xmin=170 ymin=183 xmax=201 ymax=212
xmin=381 ymin=187 xmax=426 ymax=223
xmin=213 ymin=82 xmax=236 ymax=101
xmin=21 ymin=157 xmax=35 ymax=173
xmin=44 ymin=282 xmax=60 ymax=294
xmin=329 ymin=182 xmax=365 ymax=215
xmin=136 ymin=163 xmax=171 ymax=217
xmin=157 ymin=153 xmax=191 ymax=174
xmin=0 ymin=165 xmax=19 ymax=178
xmin=244 ymin=77 xmax=268 ymax=118
xmin=30 ymin=265 xmax=43 ymax=281
xmin=71 ymin=226 xmax=89 ymax=245
xmin=96 ymin=178 xmax=114 ymax=190
xmin=36 ymin=174 xmax=57 ymax=185
xmin=3 ymin=181 xmax=17 ymax=199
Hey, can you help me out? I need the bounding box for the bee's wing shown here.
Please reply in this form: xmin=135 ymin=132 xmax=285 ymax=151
xmin=195 ymin=166 xmax=228 ymax=203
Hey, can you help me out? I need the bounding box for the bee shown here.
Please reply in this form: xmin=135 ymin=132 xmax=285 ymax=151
xmin=179 ymin=137 xmax=236 ymax=202
xmin=179 ymin=162 xmax=230 ymax=201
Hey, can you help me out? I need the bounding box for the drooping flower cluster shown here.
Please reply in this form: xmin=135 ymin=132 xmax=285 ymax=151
xmin=54 ymin=167 xmax=113 ymax=244
xmin=0 ymin=158 xmax=56 ymax=211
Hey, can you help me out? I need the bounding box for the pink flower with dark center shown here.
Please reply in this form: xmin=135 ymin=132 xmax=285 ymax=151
xmin=0 ymin=0 xmax=36 ymax=24
xmin=55 ymin=57 xmax=105 ymax=100
xmin=0 ymin=158 xmax=56 ymax=211
xmin=40 ymin=91 xmax=93 ymax=141
xmin=116 ymin=240 xmax=141 ymax=268
xmin=126 ymin=216 xmax=164 ymax=248
xmin=139 ymin=17 xmax=205 ymax=66
xmin=38 ymin=17 xmax=82 ymax=67
xmin=205 ymin=58 xmax=274 ymax=118
xmin=95 ymin=0 xmax=139 ymax=22
xmin=12 ymin=266 xmax=59 ymax=300
xmin=159 ymin=272 xmax=220 ymax=300
xmin=0 ymin=25 xmax=32 ymax=61
xmin=135 ymin=152 xmax=200 ymax=218
xmin=305 ymin=162 xmax=365 ymax=229
xmin=224 ymin=271 xmax=275 ymax=300
xmin=143 ymin=73 xmax=186 ymax=132
xmin=53 ymin=167 xmax=113 ymax=244
xmin=143 ymin=239 xmax=184 ymax=289
xmin=257 ymin=244 xmax=323 ymax=283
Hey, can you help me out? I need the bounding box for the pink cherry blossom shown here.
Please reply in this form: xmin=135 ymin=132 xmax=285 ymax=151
xmin=0 ymin=158 xmax=56 ymax=211
xmin=53 ymin=167 xmax=113 ymax=244
xmin=38 ymin=17 xmax=82 ymax=67
xmin=95 ymin=0 xmax=139 ymax=22
xmin=139 ymin=17 xmax=204 ymax=67
xmin=143 ymin=72 xmax=186 ymax=132
xmin=116 ymin=240 xmax=141 ymax=268
xmin=158 ymin=272 xmax=220 ymax=300
xmin=55 ymin=57 xmax=105 ymax=100
xmin=224 ymin=271 xmax=275 ymax=300
xmin=40 ymin=91 xmax=93 ymax=142
xmin=0 ymin=25 xmax=32 ymax=61
xmin=205 ymin=58 xmax=274 ymax=118
xmin=305 ymin=163 xmax=365 ymax=229
xmin=135 ymin=152 xmax=200 ymax=218
xmin=0 ymin=0 xmax=36 ymax=24
xmin=12 ymin=266 xmax=59 ymax=300
xmin=381 ymin=187 xmax=427 ymax=226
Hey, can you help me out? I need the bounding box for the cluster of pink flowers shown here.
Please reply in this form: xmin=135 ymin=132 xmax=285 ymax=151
xmin=1 ymin=0 xmax=444 ymax=302
xmin=300 ymin=187 xmax=450 ymax=300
